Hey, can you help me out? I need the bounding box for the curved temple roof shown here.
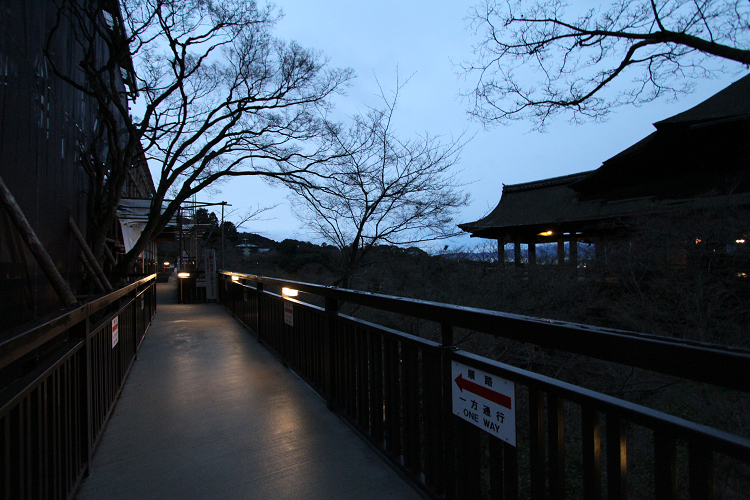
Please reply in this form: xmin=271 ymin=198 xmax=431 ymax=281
xmin=460 ymin=73 xmax=750 ymax=241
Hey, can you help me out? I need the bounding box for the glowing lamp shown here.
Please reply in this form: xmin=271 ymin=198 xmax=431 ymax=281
xmin=282 ymin=287 xmax=298 ymax=297
xmin=177 ymin=272 xmax=190 ymax=278
xmin=231 ymin=276 xmax=240 ymax=282
xmin=164 ymin=261 xmax=170 ymax=266
xmin=736 ymin=239 xmax=746 ymax=244
xmin=537 ymin=231 xmax=553 ymax=236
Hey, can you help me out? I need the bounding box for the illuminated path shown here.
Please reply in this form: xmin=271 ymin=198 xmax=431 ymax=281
xmin=75 ymin=278 xmax=424 ymax=499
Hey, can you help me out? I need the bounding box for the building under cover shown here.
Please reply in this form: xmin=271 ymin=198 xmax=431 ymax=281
xmin=459 ymin=73 xmax=750 ymax=268
xmin=0 ymin=1 xmax=159 ymax=335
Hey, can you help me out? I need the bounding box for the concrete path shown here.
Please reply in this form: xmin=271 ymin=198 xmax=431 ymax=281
xmin=75 ymin=278 xmax=424 ymax=500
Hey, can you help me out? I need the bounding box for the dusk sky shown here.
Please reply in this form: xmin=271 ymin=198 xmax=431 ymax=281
xmin=195 ymin=0 xmax=748 ymax=250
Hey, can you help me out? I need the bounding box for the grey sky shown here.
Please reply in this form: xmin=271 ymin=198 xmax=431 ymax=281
xmin=198 ymin=0 xmax=745 ymax=249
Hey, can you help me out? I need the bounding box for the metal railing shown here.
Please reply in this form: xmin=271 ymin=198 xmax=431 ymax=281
xmin=0 ymin=274 xmax=157 ymax=499
xmin=219 ymin=270 xmax=750 ymax=500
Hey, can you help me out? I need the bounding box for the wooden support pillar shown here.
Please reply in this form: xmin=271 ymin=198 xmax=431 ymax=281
xmin=591 ymin=240 xmax=599 ymax=270
xmin=570 ymin=237 xmax=578 ymax=275
xmin=514 ymin=240 xmax=522 ymax=268
xmin=497 ymin=238 xmax=504 ymax=265
xmin=557 ymin=240 xmax=565 ymax=266
xmin=528 ymin=243 xmax=536 ymax=266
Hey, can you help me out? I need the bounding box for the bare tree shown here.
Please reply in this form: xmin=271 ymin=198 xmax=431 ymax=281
xmin=47 ymin=0 xmax=352 ymax=285
xmin=462 ymin=0 xmax=750 ymax=129
xmin=287 ymin=80 xmax=470 ymax=288
xmin=232 ymin=204 xmax=279 ymax=231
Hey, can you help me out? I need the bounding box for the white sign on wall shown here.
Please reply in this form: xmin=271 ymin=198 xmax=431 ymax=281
xmin=452 ymin=361 xmax=516 ymax=446
xmin=284 ymin=301 xmax=293 ymax=326
xmin=111 ymin=316 xmax=119 ymax=348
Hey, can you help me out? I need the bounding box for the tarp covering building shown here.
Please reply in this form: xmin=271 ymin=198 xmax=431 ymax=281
xmin=0 ymin=1 xmax=156 ymax=336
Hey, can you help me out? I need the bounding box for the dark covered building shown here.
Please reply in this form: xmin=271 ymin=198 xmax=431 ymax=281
xmin=460 ymin=73 xmax=750 ymax=268
xmin=0 ymin=1 xmax=155 ymax=335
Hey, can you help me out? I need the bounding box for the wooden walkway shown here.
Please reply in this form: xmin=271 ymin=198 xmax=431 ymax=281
xmin=75 ymin=278 xmax=424 ymax=499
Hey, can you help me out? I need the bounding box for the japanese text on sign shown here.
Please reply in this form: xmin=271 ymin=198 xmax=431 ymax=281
xmin=111 ymin=316 xmax=119 ymax=348
xmin=452 ymin=361 xmax=516 ymax=446
xmin=284 ymin=301 xmax=293 ymax=326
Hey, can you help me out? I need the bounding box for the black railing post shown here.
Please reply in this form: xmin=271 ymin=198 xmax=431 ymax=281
xmin=83 ymin=304 xmax=93 ymax=475
xmin=548 ymin=394 xmax=566 ymax=499
xmin=152 ymin=278 xmax=157 ymax=315
xmin=324 ymin=296 xmax=339 ymax=411
xmin=606 ymin=415 xmax=628 ymax=500
xmin=256 ymin=282 xmax=264 ymax=341
xmin=132 ymin=285 xmax=139 ymax=360
xmin=689 ymin=443 xmax=713 ymax=500
xmin=582 ymin=407 xmax=602 ymax=500
xmin=529 ymin=387 xmax=546 ymax=500
xmin=654 ymin=431 xmax=677 ymax=500
xmin=440 ymin=323 xmax=457 ymax=499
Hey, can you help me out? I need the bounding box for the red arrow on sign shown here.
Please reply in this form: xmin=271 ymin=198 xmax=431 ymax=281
xmin=455 ymin=374 xmax=512 ymax=409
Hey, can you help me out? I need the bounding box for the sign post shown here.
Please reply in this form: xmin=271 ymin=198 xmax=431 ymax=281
xmin=205 ymin=249 xmax=217 ymax=300
xmin=452 ymin=361 xmax=516 ymax=446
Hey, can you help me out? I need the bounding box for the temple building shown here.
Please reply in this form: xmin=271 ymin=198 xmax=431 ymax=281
xmin=459 ymin=73 xmax=750 ymax=269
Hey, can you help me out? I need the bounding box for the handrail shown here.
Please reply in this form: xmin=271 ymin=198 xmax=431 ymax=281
xmin=0 ymin=273 xmax=156 ymax=370
xmin=0 ymin=273 xmax=157 ymax=500
xmin=457 ymin=350 xmax=750 ymax=462
xmin=0 ymin=339 xmax=84 ymax=414
xmin=220 ymin=271 xmax=750 ymax=391
xmin=220 ymin=270 xmax=750 ymax=499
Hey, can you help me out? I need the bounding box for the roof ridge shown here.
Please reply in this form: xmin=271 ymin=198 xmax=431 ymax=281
xmin=503 ymin=170 xmax=595 ymax=193
xmin=654 ymin=73 xmax=750 ymax=128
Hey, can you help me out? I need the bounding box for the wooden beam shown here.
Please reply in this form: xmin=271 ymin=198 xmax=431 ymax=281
xmin=103 ymin=242 xmax=117 ymax=266
xmin=0 ymin=174 xmax=78 ymax=306
xmin=68 ymin=216 xmax=113 ymax=291
xmin=79 ymin=253 xmax=106 ymax=293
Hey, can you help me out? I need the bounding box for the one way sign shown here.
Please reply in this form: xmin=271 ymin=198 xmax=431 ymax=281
xmin=452 ymin=361 xmax=516 ymax=446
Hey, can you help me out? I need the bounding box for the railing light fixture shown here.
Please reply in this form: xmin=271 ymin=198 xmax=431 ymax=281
xmin=282 ymin=287 xmax=298 ymax=297
xmin=164 ymin=261 xmax=170 ymax=266
xmin=231 ymin=276 xmax=240 ymax=282
xmin=177 ymin=272 xmax=190 ymax=278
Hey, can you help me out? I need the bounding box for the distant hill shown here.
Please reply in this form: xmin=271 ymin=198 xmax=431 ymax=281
xmin=236 ymin=233 xmax=278 ymax=249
